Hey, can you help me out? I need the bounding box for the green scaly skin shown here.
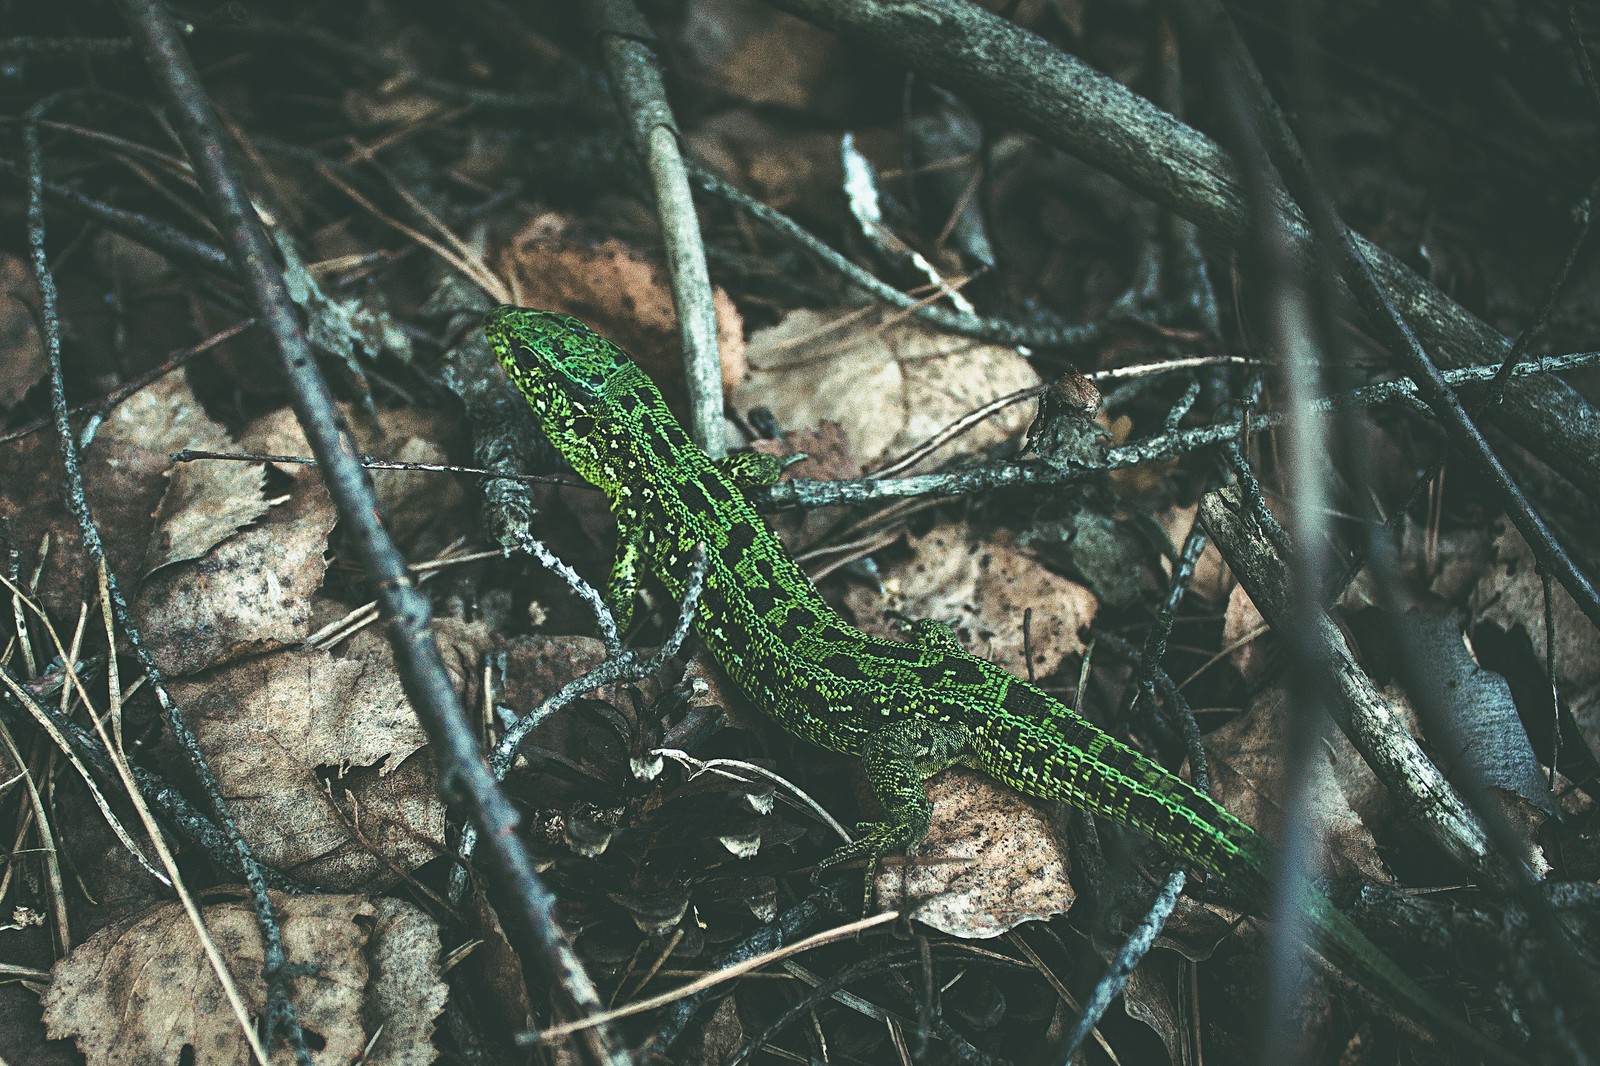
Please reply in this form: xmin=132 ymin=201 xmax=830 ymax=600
xmin=484 ymin=305 xmax=1523 ymax=1064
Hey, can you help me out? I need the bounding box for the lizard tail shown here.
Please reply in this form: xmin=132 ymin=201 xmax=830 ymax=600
xmin=975 ymin=709 xmax=1524 ymax=1064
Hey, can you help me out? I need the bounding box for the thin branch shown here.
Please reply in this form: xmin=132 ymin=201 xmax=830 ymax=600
xmin=586 ymin=0 xmax=725 ymax=455
xmin=759 ymin=349 xmax=1600 ymax=510
xmin=757 ymin=0 xmax=1600 ymax=510
xmin=109 ymin=3 xmax=629 ymax=1061
xmin=24 ymin=90 xmax=313 ymax=1064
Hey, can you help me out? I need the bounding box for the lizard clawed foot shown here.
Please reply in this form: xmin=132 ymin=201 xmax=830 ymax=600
xmin=812 ymin=820 xmax=916 ymax=917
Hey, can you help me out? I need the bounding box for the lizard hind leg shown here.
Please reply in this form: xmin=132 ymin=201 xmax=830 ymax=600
xmin=714 ymin=450 xmax=799 ymax=489
xmin=812 ymin=716 xmax=975 ymax=914
xmin=908 ymin=617 xmax=966 ymax=654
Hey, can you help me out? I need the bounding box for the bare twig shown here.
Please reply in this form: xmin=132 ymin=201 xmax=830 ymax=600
xmin=758 ymin=0 xmax=1600 ymax=511
xmin=109 ymin=3 xmax=629 ymax=1061
xmin=586 ymin=0 xmax=725 ymax=456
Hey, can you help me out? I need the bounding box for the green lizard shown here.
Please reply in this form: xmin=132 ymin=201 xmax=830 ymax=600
xmin=483 ymin=305 xmax=1524 ymax=1064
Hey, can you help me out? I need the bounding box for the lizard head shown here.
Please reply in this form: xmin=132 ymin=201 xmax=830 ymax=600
xmin=484 ymin=305 xmax=635 ymax=412
xmin=483 ymin=304 xmax=658 ymax=489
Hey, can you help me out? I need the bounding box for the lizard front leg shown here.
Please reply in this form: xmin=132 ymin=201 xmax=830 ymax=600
xmin=605 ymin=506 xmax=650 ymax=634
xmin=814 ymin=716 xmax=975 ymax=911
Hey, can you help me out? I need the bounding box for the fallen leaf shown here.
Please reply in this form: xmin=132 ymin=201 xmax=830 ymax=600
xmin=163 ymin=623 xmax=484 ymax=888
xmin=42 ymin=893 xmax=446 ymax=1066
xmin=134 ymin=481 xmax=337 ymax=675
xmin=144 ymin=460 xmax=270 ymax=577
xmin=495 ymin=220 xmax=746 ymax=395
xmin=1203 ymin=685 xmax=1391 ymax=886
xmin=680 ymin=0 xmax=859 ymax=115
xmin=739 ymin=309 xmax=1040 ymax=470
xmin=845 ymin=523 xmax=1095 ymax=680
xmin=875 ymin=769 xmax=1073 ymax=938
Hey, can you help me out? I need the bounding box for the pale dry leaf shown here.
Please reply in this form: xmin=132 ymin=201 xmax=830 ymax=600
xmin=1203 ymin=686 xmax=1390 ymax=886
xmin=87 ymin=370 xmax=234 ymax=589
xmin=136 ymin=464 xmax=337 ymax=676
xmin=738 ymin=309 xmax=1041 ymax=469
xmin=845 ymin=524 xmax=1095 ymax=680
xmin=144 ymin=459 xmax=270 ymax=576
xmin=1470 ymin=517 xmax=1600 ymax=756
xmin=0 ymin=253 xmax=46 ymax=413
xmin=42 ymin=893 xmax=444 ymax=1066
xmin=163 ymin=623 xmax=485 ymax=887
xmin=495 ymin=221 xmax=746 ymax=392
xmin=874 ymin=769 xmax=1073 ymax=938
xmin=363 ymin=897 xmax=451 ymax=1066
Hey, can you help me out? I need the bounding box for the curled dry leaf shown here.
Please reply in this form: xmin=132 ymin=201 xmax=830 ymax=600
xmin=495 ymin=219 xmax=746 ymax=393
xmin=42 ymin=893 xmax=446 ymax=1066
xmin=162 ymin=623 xmax=488 ymax=888
xmin=845 ymin=523 xmax=1095 ymax=680
xmin=738 ymin=309 xmax=1041 ymax=470
xmin=1202 ymin=686 xmax=1391 ymax=886
xmin=874 ymin=769 xmax=1073 ymax=938
xmin=1471 ymin=516 xmax=1600 ymax=760
xmin=135 ymin=475 xmax=335 ymax=675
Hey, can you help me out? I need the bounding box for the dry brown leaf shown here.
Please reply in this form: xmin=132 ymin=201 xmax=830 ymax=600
xmin=1121 ymin=951 xmax=1186 ymax=1066
xmin=135 ymin=480 xmax=337 ymax=675
xmin=1203 ymin=686 xmax=1392 ymax=886
xmin=42 ymin=893 xmax=445 ymax=1066
xmin=845 ymin=524 xmax=1095 ymax=680
xmin=680 ymin=0 xmax=859 ymax=115
xmin=0 ymin=253 xmax=46 ymax=413
xmin=127 ymin=379 xmax=335 ymax=676
xmin=163 ymin=623 xmax=485 ymax=888
xmin=739 ymin=309 xmax=1041 ymax=470
xmin=495 ymin=220 xmax=746 ymax=394
xmin=1221 ymin=581 xmax=1271 ymax=687
xmin=145 ymin=460 xmax=271 ymax=576
xmin=1470 ymin=517 xmax=1600 ymax=754
xmin=135 ymin=403 xmax=343 ymax=676
xmin=874 ymin=769 xmax=1073 ymax=938
xmin=91 ymin=370 xmax=236 ymax=592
